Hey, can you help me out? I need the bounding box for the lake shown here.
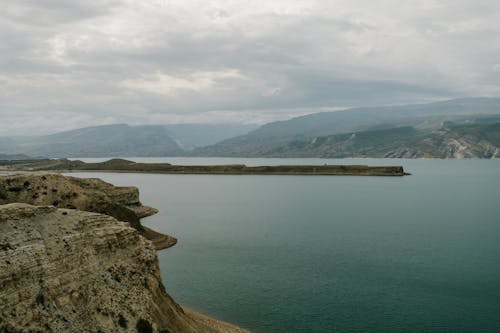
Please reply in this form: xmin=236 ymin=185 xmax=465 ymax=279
xmin=70 ymin=158 xmax=500 ymax=333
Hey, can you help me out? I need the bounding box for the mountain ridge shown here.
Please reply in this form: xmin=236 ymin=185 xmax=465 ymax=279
xmin=0 ymin=123 xmax=257 ymax=158
xmin=192 ymin=98 xmax=500 ymax=158
xmin=2 ymin=98 xmax=500 ymax=159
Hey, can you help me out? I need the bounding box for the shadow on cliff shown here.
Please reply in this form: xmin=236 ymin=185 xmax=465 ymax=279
xmin=0 ymin=173 xmax=176 ymax=250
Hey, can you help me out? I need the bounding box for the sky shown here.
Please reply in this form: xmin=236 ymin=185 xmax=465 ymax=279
xmin=1 ymin=0 xmax=500 ymax=135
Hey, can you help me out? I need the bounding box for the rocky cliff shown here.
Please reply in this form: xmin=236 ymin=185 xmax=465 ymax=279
xmin=0 ymin=203 xmax=248 ymax=333
xmin=0 ymin=174 xmax=176 ymax=249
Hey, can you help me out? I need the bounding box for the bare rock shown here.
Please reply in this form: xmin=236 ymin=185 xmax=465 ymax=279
xmin=0 ymin=174 xmax=175 ymax=249
xmin=0 ymin=203 xmax=248 ymax=333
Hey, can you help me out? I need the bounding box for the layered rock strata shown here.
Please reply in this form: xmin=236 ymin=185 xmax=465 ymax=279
xmin=0 ymin=203 xmax=248 ymax=333
xmin=0 ymin=174 xmax=176 ymax=249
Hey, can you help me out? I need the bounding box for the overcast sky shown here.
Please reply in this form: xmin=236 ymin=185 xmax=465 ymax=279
xmin=2 ymin=0 xmax=500 ymax=135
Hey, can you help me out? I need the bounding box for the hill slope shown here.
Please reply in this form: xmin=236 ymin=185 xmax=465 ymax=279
xmin=196 ymin=121 xmax=500 ymax=158
xmin=0 ymin=123 xmax=258 ymax=158
xmin=4 ymin=124 xmax=183 ymax=158
xmin=165 ymin=123 xmax=258 ymax=150
xmin=193 ymin=98 xmax=500 ymax=158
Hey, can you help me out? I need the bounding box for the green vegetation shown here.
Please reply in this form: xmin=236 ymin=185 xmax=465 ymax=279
xmin=196 ymin=119 xmax=500 ymax=158
xmin=449 ymin=121 xmax=500 ymax=146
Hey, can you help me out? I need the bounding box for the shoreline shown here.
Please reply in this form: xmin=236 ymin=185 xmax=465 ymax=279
xmin=183 ymin=308 xmax=251 ymax=333
xmin=0 ymin=174 xmax=250 ymax=332
xmin=4 ymin=158 xmax=411 ymax=176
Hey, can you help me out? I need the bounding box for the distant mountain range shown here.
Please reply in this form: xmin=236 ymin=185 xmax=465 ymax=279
xmin=193 ymin=98 xmax=500 ymax=158
xmin=195 ymin=121 xmax=500 ymax=158
xmin=1 ymin=98 xmax=500 ymax=159
xmin=0 ymin=153 xmax=34 ymax=160
xmin=0 ymin=123 xmax=256 ymax=158
xmin=1 ymin=124 xmax=183 ymax=158
xmin=164 ymin=123 xmax=258 ymax=150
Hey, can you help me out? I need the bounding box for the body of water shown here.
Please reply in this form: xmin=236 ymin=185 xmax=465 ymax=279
xmin=70 ymin=158 xmax=500 ymax=333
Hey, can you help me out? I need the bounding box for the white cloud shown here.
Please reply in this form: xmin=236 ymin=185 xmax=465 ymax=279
xmin=1 ymin=0 xmax=500 ymax=135
xmin=121 ymin=69 xmax=245 ymax=96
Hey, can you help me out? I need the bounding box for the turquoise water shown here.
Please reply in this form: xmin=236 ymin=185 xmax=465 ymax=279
xmin=71 ymin=158 xmax=500 ymax=333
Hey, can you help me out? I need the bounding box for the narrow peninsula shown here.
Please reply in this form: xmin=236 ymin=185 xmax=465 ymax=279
xmin=2 ymin=158 xmax=410 ymax=176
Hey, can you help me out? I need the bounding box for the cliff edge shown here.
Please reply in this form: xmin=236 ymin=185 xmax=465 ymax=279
xmin=0 ymin=203 xmax=249 ymax=333
xmin=0 ymin=173 xmax=176 ymax=250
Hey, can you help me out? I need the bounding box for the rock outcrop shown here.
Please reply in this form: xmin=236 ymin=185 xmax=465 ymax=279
xmin=0 ymin=174 xmax=176 ymax=249
xmin=0 ymin=203 xmax=248 ymax=333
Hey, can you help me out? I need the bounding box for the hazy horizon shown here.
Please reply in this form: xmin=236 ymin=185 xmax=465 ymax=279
xmin=2 ymin=96 xmax=497 ymax=137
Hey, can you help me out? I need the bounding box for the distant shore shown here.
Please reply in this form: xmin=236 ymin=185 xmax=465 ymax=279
xmin=2 ymin=158 xmax=410 ymax=176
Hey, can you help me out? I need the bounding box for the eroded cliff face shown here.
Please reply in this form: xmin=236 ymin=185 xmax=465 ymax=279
xmin=382 ymin=136 xmax=500 ymax=159
xmin=0 ymin=174 xmax=176 ymax=249
xmin=0 ymin=204 xmax=247 ymax=333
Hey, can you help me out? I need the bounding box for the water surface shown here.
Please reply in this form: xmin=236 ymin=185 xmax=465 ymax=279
xmin=70 ymin=158 xmax=500 ymax=333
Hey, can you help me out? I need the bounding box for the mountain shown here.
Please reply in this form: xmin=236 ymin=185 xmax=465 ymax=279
xmin=0 ymin=123 xmax=258 ymax=158
xmin=164 ymin=123 xmax=258 ymax=150
xmin=0 ymin=153 xmax=37 ymax=160
xmin=195 ymin=120 xmax=500 ymax=158
xmin=2 ymin=98 xmax=500 ymax=159
xmin=3 ymin=124 xmax=183 ymax=158
xmin=235 ymin=97 xmax=500 ymax=139
xmin=193 ymin=98 xmax=500 ymax=158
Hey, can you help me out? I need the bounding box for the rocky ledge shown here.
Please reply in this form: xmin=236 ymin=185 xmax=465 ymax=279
xmin=0 ymin=203 xmax=248 ymax=333
xmin=0 ymin=174 xmax=176 ymax=250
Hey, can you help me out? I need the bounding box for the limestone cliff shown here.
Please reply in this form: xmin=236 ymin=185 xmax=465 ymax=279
xmin=0 ymin=203 xmax=248 ymax=333
xmin=0 ymin=174 xmax=176 ymax=249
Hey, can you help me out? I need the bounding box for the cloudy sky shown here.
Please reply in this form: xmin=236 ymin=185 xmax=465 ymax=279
xmin=1 ymin=0 xmax=500 ymax=135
